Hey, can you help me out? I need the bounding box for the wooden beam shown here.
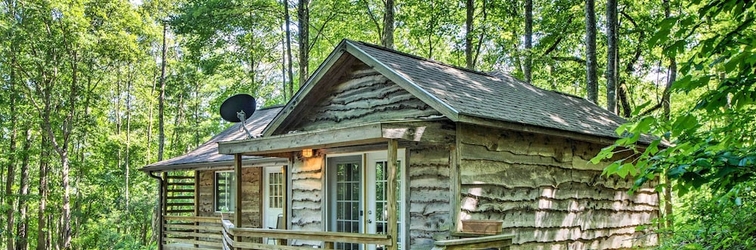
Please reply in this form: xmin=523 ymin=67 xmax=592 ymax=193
xmin=381 ymin=121 xmax=455 ymax=144
xmin=433 ymin=234 xmax=514 ymax=250
xmin=458 ymin=114 xmax=620 ymax=146
xmin=280 ymin=164 xmax=289 ymax=246
xmin=219 ymin=124 xmax=385 ymax=155
xmin=160 ymin=172 xmax=167 ymax=250
xmin=387 ymin=139 xmax=398 ymax=250
xmin=234 ymin=154 xmax=243 ymax=237
xmin=194 ymin=170 xmax=200 ymax=247
xmin=450 ymin=125 xmax=461 ymax=232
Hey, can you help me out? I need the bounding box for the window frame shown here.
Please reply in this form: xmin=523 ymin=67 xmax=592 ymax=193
xmin=214 ymin=170 xmax=236 ymax=213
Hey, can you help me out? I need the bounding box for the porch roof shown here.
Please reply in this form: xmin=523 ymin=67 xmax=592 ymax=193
xmin=141 ymin=106 xmax=285 ymax=172
xmin=218 ymin=120 xmax=453 ymax=156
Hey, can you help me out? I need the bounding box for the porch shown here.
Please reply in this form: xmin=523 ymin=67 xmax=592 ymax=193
xmin=161 ymin=215 xmax=512 ymax=250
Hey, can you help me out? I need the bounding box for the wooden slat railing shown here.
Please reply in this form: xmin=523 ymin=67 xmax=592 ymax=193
xmin=431 ymin=234 xmax=514 ymax=250
xmin=163 ymin=216 xmax=224 ymax=249
xmin=221 ymin=219 xmax=393 ymax=250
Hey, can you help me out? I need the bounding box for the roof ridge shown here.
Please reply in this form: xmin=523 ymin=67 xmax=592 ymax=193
xmin=348 ymin=40 xmax=495 ymax=78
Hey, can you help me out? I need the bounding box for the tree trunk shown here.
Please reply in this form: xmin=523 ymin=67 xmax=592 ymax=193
xmin=16 ymin=129 xmax=32 ymax=250
xmin=524 ymin=0 xmax=533 ymax=83
xmin=158 ymin=22 xmax=167 ymax=162
xmin=606 ymin=0 xmax=618 ymax=112
xmin=284 ymin=0 xmax=295 ymax=99
xmin=37 ymin=137 xmax=49 ymax=250
xmin=298 ymin=0 xmax=310 ymax=87
xmin=125 ymin=69 xmax=133 ymax=211
xmin=465 ymin=0 xmax=474 ymax=69
xmin=5 ymin=49 xmax=18 ymax=250
xmin=382 ymin=0 xmax=395 ymax=49
xmin=661 ymin=0 xmax=676 ymax=230
xmin=584 ymin=0 xmax=599 ymax=103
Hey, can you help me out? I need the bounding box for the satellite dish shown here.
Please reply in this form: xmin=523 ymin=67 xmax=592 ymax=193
xmin=220 ymin=94 xmax=257 ymax=138
xmin=220 ymin=94 xmax=256 ymax=122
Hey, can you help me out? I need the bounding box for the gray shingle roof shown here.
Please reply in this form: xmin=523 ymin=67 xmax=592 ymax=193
xmin=141 ymin=106 xmax=283 ymax=172
xmin=348 ymin=40 xmax=627 ymax=140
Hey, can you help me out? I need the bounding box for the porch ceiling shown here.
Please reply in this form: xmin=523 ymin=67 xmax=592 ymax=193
xmin=217 ymin=121 xmax=454 ymax=156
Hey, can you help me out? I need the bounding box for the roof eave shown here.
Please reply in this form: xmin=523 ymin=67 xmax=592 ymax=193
xmin=457 ymin=114 xmax=621 ymax=146
xmin=140 ymin=157 xmax=289 ymax=173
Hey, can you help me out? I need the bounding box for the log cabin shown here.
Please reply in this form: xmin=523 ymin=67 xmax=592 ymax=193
xmin=142 ymin=39 xmax=658 ymax=250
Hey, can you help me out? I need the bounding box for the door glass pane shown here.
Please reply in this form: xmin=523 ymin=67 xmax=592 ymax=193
xmin=374 ymin=161 xmax=402 ymax=249
xmin=335 ymin=162 xmax=360 ymax=250
xmin=268 ymin=172 xmax=283 ymax=209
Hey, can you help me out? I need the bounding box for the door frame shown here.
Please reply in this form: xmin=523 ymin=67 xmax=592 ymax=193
xmin=324 ymin=150 xmax=407 ymax=249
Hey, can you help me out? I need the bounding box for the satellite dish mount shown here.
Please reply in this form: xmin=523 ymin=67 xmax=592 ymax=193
xmin=220 ymin=94 xmax=257 ymax=139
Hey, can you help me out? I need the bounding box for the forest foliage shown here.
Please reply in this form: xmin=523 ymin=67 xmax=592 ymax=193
xmin=0 ymin=0 xmax=753 ymax=249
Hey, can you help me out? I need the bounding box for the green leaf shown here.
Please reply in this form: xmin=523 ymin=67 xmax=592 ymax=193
xmin=602 ymin=162 xmax=621 ymax=176
xmin=669 ymin=164 xmax=689 ymax=178
xmin=591 ymin=146 xmax=616 ymax=164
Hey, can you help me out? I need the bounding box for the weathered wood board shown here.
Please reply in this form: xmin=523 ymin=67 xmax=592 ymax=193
xmin=198 ymin=167 xmax=262 ymax=228
xmin=408 ymin=147 xmax=453 ymax=249
xmin=457 ymin=123 xmax=659 ymax=249
xmin=284 ymin=61 xmax=442 ymax=133
xmin=289 ymin=155 xmax=324 ymax=247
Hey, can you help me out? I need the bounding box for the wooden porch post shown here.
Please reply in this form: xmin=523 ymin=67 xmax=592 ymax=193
xmin=234 ymin=153 xmax=243 ymax=248
xmin=159 ymin=172 xmax=167 ymax=250
xmin=279 ymin=164 xmax=289 ymax=245
xmin=387 ymin=139 xmax=398 ymax=250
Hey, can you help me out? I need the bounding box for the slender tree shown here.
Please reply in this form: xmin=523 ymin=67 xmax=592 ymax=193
xmin=465 ymin=0 xmax=474 ymax=69
xmin=524 ymin=0 xmax=533 ymax=83
xmin=298 ymin=0 xmax=310 ymax=86
xmin=4 ymin=39 xmax=18 ymax=250
xmin=158 ymin=22 xmax=167 ymax=162
xmin=382 ymin=0 xmax=395 ymax=49
xmin=606 ymin=0 xmax=618 ymax=112
xmin=16 ymin=129 xmax=32 ymax=250
xmin=585 ymin=0 xmax=599 ymax=103
xmin=284 ymin=0 xmax=295 ymax=99
xmin=660 ymin=0 xmax=676 ymax=230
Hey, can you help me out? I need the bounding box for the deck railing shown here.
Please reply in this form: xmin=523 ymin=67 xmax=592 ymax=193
xmin=163 ymin=215 xmax=511 ymax=250
xmin=163 ymin=216 xmax=227 ymax=249
xmin=431 ymin=234 xmax=514 ymax=250
xmin=221 ymin=218 xmax=393 ymax=249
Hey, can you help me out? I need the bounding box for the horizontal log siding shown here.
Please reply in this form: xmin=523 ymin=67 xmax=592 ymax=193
xmin=458 ymin=124 xmax=658 ymax=250
xmin=408 ymin=147 xmax=453 ymax=250
xmin=197 ymin=168 xmax=262 ymax=228
xmin=291 ymin=62 xmax=441 ymax=132
xmin=289 ymin=155 xmax=324 ymax=247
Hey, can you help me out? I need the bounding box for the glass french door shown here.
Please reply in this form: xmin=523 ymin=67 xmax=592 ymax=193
xmin=328 ymin=151 xmax=404 ymax=250
xmin=328 ymin=156 xmax=363 ymax=250
xmin=366 ymin=152 xmax=402 ymax=250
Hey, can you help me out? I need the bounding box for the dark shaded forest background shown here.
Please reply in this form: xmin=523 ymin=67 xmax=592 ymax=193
xmin=0 ymin=0 xmax=753 ymax=249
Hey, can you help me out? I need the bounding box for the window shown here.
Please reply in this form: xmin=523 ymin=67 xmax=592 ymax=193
xmin=268 ymin=172 xmax=283 ymax=209
xmin=215 ymin=171 xmax=235 ymax=212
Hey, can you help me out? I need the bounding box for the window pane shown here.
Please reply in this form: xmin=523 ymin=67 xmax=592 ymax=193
xmin=215 ymin=172 xmax=236 ymax=212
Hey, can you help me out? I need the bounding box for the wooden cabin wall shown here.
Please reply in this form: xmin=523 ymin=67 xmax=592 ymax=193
xmin=408 ymin=147 xmax=453 ymax=249
xmin=288 ymin=61 xmax=441 ymax=132
xmin=197 ymin=168 xmax=263 ymax=228
xmin=289 ymin=155 xmax=324 ymax=247
xmin=457 ymin=124 xmax=659 ymax=250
